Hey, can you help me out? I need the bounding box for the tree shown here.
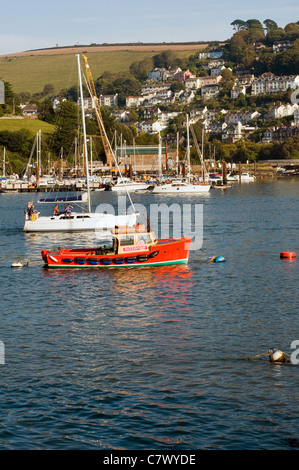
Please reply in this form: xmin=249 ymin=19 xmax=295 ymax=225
xmin=231 ymin=19 xmax=247 ymax=32
xmin=42 ymin=83 xmax=55 ymax=96
xmin=263 ymin=19 xmax=278 ymax=32
xmin=52 ymin=100 xmax=79 ymax=156
xmin=129 ymin=57 xmax=154 ymax=81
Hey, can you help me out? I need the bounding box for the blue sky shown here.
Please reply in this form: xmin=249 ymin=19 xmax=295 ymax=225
xmin=0 ymin=0 xmax=298 ymax=55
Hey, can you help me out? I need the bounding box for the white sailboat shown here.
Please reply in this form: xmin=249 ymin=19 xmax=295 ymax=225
xmin=152 ymin=115 xmax=211 ymax=194
xmin=109 ymin=177 xmax=151 ymax=192
xmin=23 ymin=55 xmax=137 ymax=233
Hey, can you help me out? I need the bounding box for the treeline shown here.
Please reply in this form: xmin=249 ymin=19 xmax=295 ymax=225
xmin=227 ymin=19 xmax=299 ymax=74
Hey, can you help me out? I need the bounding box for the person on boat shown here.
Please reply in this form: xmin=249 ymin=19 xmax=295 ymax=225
xmin=53 ymin=205 xmax=60 ymax=216
xmin=28 ymin=202 xmax=38 ymax=220
xmin=65 ymin=204 xmax=73 ymax=218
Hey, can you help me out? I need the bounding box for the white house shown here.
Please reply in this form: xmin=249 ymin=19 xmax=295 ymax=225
xmin=201 ymin=84 xmax=220 ymax=99
xmin=138 ymin=120 xmax=163 ymax=134
xmin=224 ymin=110 xmax=261 ymax=125
xmin=126 ymin=96 xmax=144 ymax=108
xmin=99 ymin=94 xmax=118 ymax=107
xmin=251 ymin=74 xmax=299 ymax=95
xmin=265 ymin=103 xmax=299 ymax=120
xmin=231 ymin=85 xmax=247 ymax=99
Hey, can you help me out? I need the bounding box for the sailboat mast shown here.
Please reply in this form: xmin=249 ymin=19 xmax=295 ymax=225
xmin=3 ymin=146 xmax=5 ymax=178
xmin=187 ymin=114 xmax=191 ymax=184
xmin=158 ymin=132 xmax=162 ymax=180
xmin=77 ymin=54 xmax=91 ymax=212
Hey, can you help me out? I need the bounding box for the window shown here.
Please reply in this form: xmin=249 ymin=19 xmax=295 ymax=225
xmin=119 ymin=235 xmax=135 ymax=246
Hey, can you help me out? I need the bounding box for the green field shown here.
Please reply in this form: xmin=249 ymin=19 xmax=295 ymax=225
xmin=0 ymin=49 xmax=195 ymax=95
xmin=0 ymin=118 xmax=55 ymax=134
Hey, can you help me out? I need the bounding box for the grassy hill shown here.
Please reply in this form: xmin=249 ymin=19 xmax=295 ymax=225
xmin=0 ymin=44 xmax=206 ymax=95
xmin=0 ymin=118 xmax=55 ymax=134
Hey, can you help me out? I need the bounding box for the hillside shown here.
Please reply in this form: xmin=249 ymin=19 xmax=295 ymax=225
xmin=0 ymin=43 xmax=211 ymax=95
xmin=0 ymin=118 xmax=55 ymax=134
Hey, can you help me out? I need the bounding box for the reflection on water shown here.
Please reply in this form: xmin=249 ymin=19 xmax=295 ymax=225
xmin=1 ymin=181 xmax=299 ymax=450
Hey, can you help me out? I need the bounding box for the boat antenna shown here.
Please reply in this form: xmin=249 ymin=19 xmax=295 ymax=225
xmin=77 ymin=54 xmax=91 ymax=213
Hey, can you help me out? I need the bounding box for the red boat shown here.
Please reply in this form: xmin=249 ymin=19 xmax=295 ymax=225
xmin=41 ymin=225 xmax=191 ymax=269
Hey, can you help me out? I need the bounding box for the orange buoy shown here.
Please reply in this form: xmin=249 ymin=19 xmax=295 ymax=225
xmin=280 ymin=252 xmax=296 ymax=259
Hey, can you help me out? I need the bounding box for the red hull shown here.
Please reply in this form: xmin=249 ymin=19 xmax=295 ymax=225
xmin=41 ymin=237 xmax=191 ymax=268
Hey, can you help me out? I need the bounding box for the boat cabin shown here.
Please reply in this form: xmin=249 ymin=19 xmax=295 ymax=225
xmin=112 ymin=226 xmax=157 ymax=255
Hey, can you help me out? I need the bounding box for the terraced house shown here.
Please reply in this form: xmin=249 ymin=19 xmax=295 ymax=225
xmin=251 ymin=73 xmax=299 ymax=95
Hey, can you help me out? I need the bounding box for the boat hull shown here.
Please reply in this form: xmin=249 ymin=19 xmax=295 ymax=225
xmin=24 ymin=212 xmax=137 ymax=232
xmin=152 ymin=184 xmax=210 ymax=194
xmin=41 ymin=237 xmax=191 ymax=268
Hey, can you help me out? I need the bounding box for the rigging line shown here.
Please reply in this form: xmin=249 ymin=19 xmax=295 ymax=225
xmin=82 ymin=72 xmax=137 ymax=214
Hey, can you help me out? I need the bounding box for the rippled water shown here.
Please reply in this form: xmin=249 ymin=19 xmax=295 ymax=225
xmin=0 ymin=180 xmax=299 ymax=450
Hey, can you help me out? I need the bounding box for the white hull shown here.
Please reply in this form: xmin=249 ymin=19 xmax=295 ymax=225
xmin=110 ymin=183 xmax=151 ymax=191
xmin=23 ymin=212 xmax=138 ymax=233
xmin=152 ymin=183 xmax=211 ymax=194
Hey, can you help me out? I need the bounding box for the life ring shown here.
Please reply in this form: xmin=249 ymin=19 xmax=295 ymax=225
xmin=280 ymin=252 xmax=296 ymax=259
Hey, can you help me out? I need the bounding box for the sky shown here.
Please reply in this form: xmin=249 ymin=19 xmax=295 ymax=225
xmin=0 ymin=0 xmax=298 ymax=55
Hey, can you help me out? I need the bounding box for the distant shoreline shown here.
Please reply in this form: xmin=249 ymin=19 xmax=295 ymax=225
xmin=0 ymin=41 xmax=226 ymax=58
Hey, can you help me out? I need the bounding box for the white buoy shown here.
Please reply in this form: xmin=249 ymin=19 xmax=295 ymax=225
xmin=11 ymin=260 xmax=28 ymax=268
xmin=11 ymin=262 xmax=24 ymax=268
xmin=268 ymin=348 xmax=287 ymax=363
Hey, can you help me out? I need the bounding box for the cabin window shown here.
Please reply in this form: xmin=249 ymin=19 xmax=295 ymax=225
xmin=119 ymin=235 xmax=135 ymax=246
xmin=136 ymin=234 xmax=151 ymax=244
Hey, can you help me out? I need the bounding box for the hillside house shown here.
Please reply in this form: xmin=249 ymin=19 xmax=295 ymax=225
xmin=251 ymin=74 xmax=299 ymax=95
xmin=265 ymin=103 xmax=299 ymax=120
xmin=77 ymin=97 xmax=95 ymax=110
xmin=113 ymin=110 xmax=131 ymax=122
xmin=141 ymin=83 xmax=171 ymax=95
xmin=174 ymin=69 xmax=196 ymax=81
xmin=231 ymin=85 xmax=247 ymax=99
xmin=137 ymin=120 xmax=163 ymax=134
xmin=272 ymin=125 xmax=299 ymax=141
xmin=201 ymin=84 xmax=220 ymax=99
xmin=143 ymin=107 xmax=161 ymax=121
xmin=198 ymin=50 xmax=223 ymax=60
xmin=126 ymin=96 xmax=144 ymax=108
xmin=224 ymin=110 xmax=260 ymax=125
xmin=222 ymin=121 xmax=255 ymax=143
xmin=198 ymin=75 xmax=222 ymax=87
xmin=273 ymin=41 xmax=294 ymax=53
xmin=294 ymin=109 xmax=299 ymax=126
xmin=99 ymin=94 xmax=118 ymax=107
xmin=148 ymin=68 xmax=169 ymax=81
xmin=185 ymin=78 xmax=201 ymax=90
xmin=22 ymin=103 xmax=38 ymax=119
xmin=178 ymin=90 xmax=196 ymax=104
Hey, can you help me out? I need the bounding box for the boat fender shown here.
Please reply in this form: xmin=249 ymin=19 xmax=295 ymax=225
xmin=268 ymin=348 xmax=289 ymax=363
xmin=49 ymin=255 xmax=58 ymax=262
xmin=126 ymin=257 xmax=137 ymax=263
xmin=62 ymin=258 xmax=73 ymax=263
xmin=280 ymin=252 xmax=296 ymax=259
xmin=75 ymin=257 xmax=86 ymax=264
xmin=114 ymin=257 xmax=125 ymax=264
xmin=137 ymin=254 xmax=148 ymax=262
xmin=149 ymin=250 xmax=159 ymax=259
xmin=88 ymin=258 xmax=99 ymax=265
xmin=101 ymin=258 xmax=112 ymax=265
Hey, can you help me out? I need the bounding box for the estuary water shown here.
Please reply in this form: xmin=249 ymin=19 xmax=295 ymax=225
xmin=0 ymin=179 xmax=298 ymax=450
